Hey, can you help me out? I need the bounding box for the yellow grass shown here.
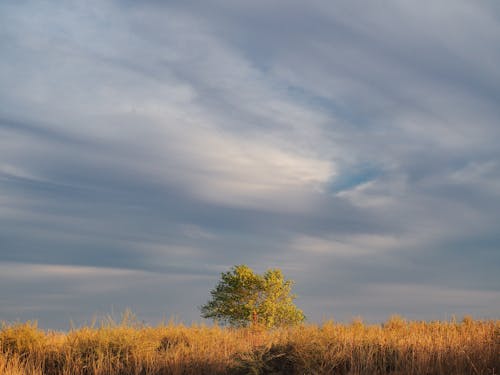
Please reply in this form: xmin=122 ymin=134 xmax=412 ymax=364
xmin=0 ymin=315 xmax=498 ymax=374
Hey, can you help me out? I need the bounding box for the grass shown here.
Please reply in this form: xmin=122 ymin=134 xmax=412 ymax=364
xmin=0 ymin=315 xmax=498 ymax=374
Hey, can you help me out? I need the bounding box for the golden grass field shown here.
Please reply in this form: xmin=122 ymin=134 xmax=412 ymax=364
xmin=0 ymin=315 xmax=498 ymax=374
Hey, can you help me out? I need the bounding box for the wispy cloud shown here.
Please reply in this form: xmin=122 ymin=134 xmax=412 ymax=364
xmin=0 ymin=0 xmax=499 ymax=327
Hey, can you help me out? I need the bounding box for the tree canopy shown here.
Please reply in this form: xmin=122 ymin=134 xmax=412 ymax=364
xmin=200 ymin=265 xmax=305 ymax=328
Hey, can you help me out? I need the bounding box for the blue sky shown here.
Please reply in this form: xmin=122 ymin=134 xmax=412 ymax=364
xmin=1 ymin=0 xmax=499 ymax=328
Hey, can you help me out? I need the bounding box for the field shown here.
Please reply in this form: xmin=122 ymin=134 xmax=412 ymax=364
xmin=0 ymin=315 xmax=498 ymax=374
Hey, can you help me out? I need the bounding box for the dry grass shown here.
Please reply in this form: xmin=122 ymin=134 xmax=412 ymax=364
xmin=0 ymin=315 xmax=498 ymax=374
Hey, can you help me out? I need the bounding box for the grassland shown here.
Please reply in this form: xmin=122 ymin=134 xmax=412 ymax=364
xmin=0 ymin=315 xmax=498 ymax=374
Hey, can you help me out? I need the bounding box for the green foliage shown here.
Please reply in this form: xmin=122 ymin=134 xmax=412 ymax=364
xmin=200 ymin=265 xmax=305 ymax=328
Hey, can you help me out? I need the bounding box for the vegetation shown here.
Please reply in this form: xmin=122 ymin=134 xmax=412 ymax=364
xmin=0 ymin=315 xmax=498 ymax=374
xmin=201 ymin=265 xmax=305 ymax=328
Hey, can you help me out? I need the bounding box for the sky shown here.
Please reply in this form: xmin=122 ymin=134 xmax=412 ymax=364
xmin=1 ymin=0 xmax=499 ymax=329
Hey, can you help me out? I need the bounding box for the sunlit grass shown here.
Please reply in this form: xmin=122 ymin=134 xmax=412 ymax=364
xmin=0 ymin=314 xmax=498 ymax=374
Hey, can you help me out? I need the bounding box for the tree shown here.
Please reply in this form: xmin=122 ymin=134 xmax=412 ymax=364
xmin=200 ymin=265 xmax=305 ymax=328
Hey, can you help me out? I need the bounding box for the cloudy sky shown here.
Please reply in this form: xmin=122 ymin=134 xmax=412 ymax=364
xmin=1 ymin=0 xmax=499 ymax=329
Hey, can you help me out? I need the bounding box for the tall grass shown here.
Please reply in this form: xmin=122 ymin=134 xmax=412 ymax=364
xmin=0 ymin=315 xmax=498 ymax=374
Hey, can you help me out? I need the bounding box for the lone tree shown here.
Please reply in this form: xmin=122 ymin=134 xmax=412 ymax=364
xmin=200 ymin=265 xmax=305 ymax=328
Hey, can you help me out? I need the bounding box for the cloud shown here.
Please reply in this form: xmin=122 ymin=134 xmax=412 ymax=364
xmin=0 ymin=0 xmax=336 ymax=213
xmin=0 ymin=261 xmax=212 ymax=327
xmin=290 ymin=233 xmax=405 ymax=257
xmin=304 ymin=283 xmax=500 ymax=322
xmin=0 ymin=0 xmax=499 ymax=327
